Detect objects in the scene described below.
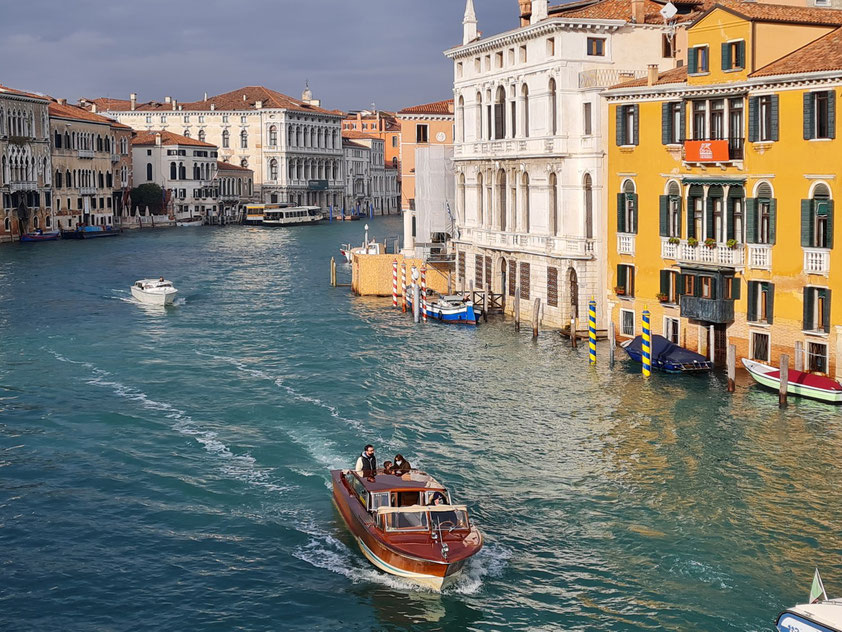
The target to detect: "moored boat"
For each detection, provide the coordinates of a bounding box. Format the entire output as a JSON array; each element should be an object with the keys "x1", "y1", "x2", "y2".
[
  {"x1": 340, "y1": 240, "x2": 381, "y2": 263},
  {"x1": 60, "y1": 225, "x2": 119, "y2": 239},
  {"x1": 262, "y1": 206, "x2": 323, "y2": 227},
  {"x1": 742, "y1": 358, "x2": 842, "y2": 403},
  {"x1": 621, "y1": 334, "x2": 712, "y2": 372},
  {"x1": 776, "y1": 569, "x2": 842, "y2": 632},
  {"x1": 331, "y1": 468, "x2": 482, "y2": 591},
  {"x1": 130, "y1": 278, "x2": 178, "y2": 306},
  {"x1": 20, "y1": 230, "x2": 60, "y2": 242},
  {"x1": 176, "y1": 217, "x2": 204, "y2": 227},
  {"x1": 405, "y1": 292, "x2": 481, "y2": 325}
]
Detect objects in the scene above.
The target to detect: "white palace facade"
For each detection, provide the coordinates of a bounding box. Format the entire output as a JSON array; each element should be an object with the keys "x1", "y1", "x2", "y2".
[{"x1": 446, "y1": 0, "x2": 685, "y2": 327}]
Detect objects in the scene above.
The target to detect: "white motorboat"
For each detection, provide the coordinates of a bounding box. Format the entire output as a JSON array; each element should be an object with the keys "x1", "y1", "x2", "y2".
[
  {"x1": 340, "y1": 240, "x2": 381, "y2": 263},
  {"x1": 777, "y1": 570, "x2": 842, "y2": 632},
  {"x1": 177, "y1": 217, "x2": 204, "y2": 227},
  {"x1": 131, "y1": 278, "x2": 178, "y2": 306}
]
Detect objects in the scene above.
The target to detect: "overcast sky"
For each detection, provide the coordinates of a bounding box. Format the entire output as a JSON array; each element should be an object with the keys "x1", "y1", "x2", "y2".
[{"x1": 0, "y1": 0, "x2": 517, "y2": 112}]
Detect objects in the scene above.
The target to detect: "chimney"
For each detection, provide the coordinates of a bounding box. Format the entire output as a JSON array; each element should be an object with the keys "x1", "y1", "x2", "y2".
[
  {"x1": 155, "y1": 133, "x2": 162, "y2": 146},
  {"x1": 631, "y1": 0, "x2": 645, "y2": 23},
  {"x1": 204, "y1": 92, "x2": 208, "y2": 102},
  {"x1": 243, "y1": 94, "x2": 247, "y2": 102},
  {"x1": 165, "y1": 96, "x2": 172, "y2": 104},
  {"x1": 172, "y1": 99, "x2": 178, "y2": 111},
  {"x1": 57, "y1": 98, "x2": 67, "y2": 106},
  {"x1": 531, "y1": 0, "x2": 548, "y2": 23},
  {"x1": 647, "y1": 64, "x2": 659, "y2": 86},
  {"x1": 255, "y1": 100, "x2": 263, "y2": 109},
  {"x1": 210, "y1": 104, "x2": 216, "y2": 111},
  {"x1": 519, "y1": 0, "x2": 532, "y2": 26},
  {"x1": 130, "y1": 92, "x2": 137, "y2": 111},
  {"x1": 447, "y1": 101, "x2": 455, "y2": 114},
  {"x1": 91, "y1": 103, "x2": 97, "y2": 113}
]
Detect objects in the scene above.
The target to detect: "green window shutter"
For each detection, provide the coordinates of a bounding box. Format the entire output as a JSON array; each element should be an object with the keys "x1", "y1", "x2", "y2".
[
  {"x1": 824, "y1": 288, "x2": 832, "y2": 333},
  {"x1": 659, "y1": 195, "x2": 669, "y2": 236},
  {"x1": 804, "y1": 92, "x2": 815, "y2": 140},
  {"x1": 766, "y1": 283, "x2": 774, "y2": 325},
  {"x1": 726, "y1": 197, "x2": 735, "y2": 241},
  {"x1": 745, "y1": 198, "x2": 757, "y2": 243},
  {"x1": 748, "y1": 97, "x2": 759, "y2": 143},
  {"x1": 694, "y1": 275, "x2": 702, "y2": 297},
  {"x1": 679, "y1": 102, "x2": 686, "y2": 141},
  {"x1": 721, "y1": 42, "x2": 731, "y2": 71},
  {"x1": 828, "y1": 90, "x2": 836, "y2": 140},
  {"x1": 826, "y1": 199, "x2": 835, "y2": 248},
  {"x1": 660, "y1": 270, "x2": 670, "y2": 295},
  {"x1": 747, "y1": 282, "x2": 757, "y2": 322},
  {"x1": 632, "y1": 104, "x2": 640, "y2": 146},
  {"x1": 769, "y1": 198, "x2": 777, "y2": 244},
  {"x1": 617, "y1": 264, "x2": 626, "y2": 288},
  {"x1": 737, "y1": 41, "x2": 746, "y2": 69},
  {"x1": 804, "y1": 287, "x2": 814, "y2": 331},
  {"x1": 661, "y1": 103, "x2": 671, "y2": 145},
  {"x1": 676, "y1": 196, "x2": 683, "y2": 236},
  {"x1": 615, "y1": 106, "x2": 625, "y2": 146},
  {"x1": 705, "y1": 196, "x2": 715, "y2": 240},
  {"x1": 801, "y1": 199, "x2": 814, "y2": 247},
  {"x1": 617, "y1": 192, "x2": 626, "y2": 233},
  {"x1": 770, "y1": 95, "x2": 780, "y2": 141},
  {"x1": 629, "y1": 193, "x2": 638, "y2": 233},
  {"x1": 688, "y1": 47, "x2": 698, "y2": 74},
  {"x1": 731, "y1": 276, "x2": 741, "y2": 301},
  {"x1": 687, "y1": 199, "x2": 696, "y2": 239}
]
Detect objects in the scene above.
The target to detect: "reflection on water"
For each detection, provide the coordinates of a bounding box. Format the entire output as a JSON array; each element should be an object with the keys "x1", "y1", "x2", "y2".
[{"x1": 0, "y1": 220, "x2": 840, "y2": 631}]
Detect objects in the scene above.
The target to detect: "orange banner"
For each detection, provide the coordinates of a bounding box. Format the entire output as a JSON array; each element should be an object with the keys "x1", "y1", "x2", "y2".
[{"x1": 684, "y1": 140, "x2": 729, "y2": 162}]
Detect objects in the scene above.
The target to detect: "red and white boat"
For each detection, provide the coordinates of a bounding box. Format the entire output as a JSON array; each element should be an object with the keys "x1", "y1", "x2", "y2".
[
  {"x1": 331, "y1": 468, "x2": 483, "y2": 591},
  {"x1": 741, "y1": 358, "x2": 842, "y2": 403}
]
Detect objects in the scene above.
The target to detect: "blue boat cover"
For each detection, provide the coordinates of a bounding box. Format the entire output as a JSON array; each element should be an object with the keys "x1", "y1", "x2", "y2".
[{"x1": 625, "y1": 334, "x2": 710, "y2": 368}]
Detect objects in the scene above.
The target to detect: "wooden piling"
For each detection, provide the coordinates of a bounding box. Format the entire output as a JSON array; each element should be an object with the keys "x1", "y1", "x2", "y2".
[
  {"x1": 727, "y1": 343, "x2": 736, "y2": 393},
  {"x1": 794, "y1": 341, "x2": 803, "y2": 372},
  {"x1": 608, "y1": 321, "x2": 615, "y2": 367},
  {"x1": 483, "y1": 284, "x2": 489, "y2": 323},
  {"x1": 779, "y1": 353, "x2": 789, "y2": 408},
  {"x1": 514, "y1": 281, "x2": 521, "y2": 331},
  {"x1": 709, "y1": 324, "x2": 715, "y2": 364},
  {"x1": 330, "y1": 257, "x2": 336, "y2": 287},
  {"x1": 571, "y1": 316, "x2": 577, "y2": 348},
  {"x1": 532, "y1": 298, "x2": 540, "y2": 338}
]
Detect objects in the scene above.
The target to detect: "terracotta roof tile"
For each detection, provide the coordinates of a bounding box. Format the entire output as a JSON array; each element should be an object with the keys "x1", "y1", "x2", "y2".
[
  {"x1": 712, "y1": 0, "x2": 842, "y2": 26},
  {"x1": 341, "y1": 130, "x2": 384, "y2": 140},
  {"x1": 131, "y1": 130, "x2": 216, "y2": 148},
  {"x1": 0, "y1": 83, "x2": 49, "y2": 101},
  {"x1": 611, "y1": 65, "x2": 688, "y2": 88},
  {"x1": 216, "y1": 160, "x2": 252, "y2": 172},
  {"x1": 550, "y1": 0, "x2": 697, "y2": 24},
  {"x1": 398, "y1": 99, "x2": 454, "y2": 115},
  {"x1": 751, "y1": 26, "x2": 842, "y2": 77},
  {"x1": 49, "y1": 101, "x2": 124, "y2": 126}
]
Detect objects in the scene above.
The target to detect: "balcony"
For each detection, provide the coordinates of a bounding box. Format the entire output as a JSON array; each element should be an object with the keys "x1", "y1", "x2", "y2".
[
  {"x1": 111, "y1": 153, "x2": 120, "y2": 163},
  {"x1": 617, "y1": 233, "x2": 635, "y2": 256},
  {"x1": 661, "y1": 238, "x2": 745, "y2": 267},
  {"x1": 680, "y1": 295, "x2": 735, "y2": 324},
  {"x1": 458, "y1": 227, "x2": 595, "y2": 259},
  {"x1": 77, "y1": 149, "x2": 95, "y2": 159},
  {"x1": 803, "y1": 248, "x2": 830, "y2": 275},
  {"x1": 683, "y1": 137, "x2": 743, "y2": 163},
  {"x1": 747, "y1": 244, "x2": 772, "y2": 270},
  {"x1": 80, "y1": 186, "x2": 97, "y2": 195},
  {"x1": 8, "y1": 180, "x2": 37, "y2": 192}
]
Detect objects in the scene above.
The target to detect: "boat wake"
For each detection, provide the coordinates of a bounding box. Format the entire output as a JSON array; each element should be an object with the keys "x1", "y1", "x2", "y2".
[{"x1": 47, "y1": 350, "x2": 289, "y2": 494}]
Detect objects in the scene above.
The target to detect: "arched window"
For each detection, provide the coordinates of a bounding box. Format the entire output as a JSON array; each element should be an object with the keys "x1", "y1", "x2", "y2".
[
  {"x1": 494, "y1": 86, "x2": 506, "y2": 140},
  {"x1": 170, "y1": 162, "x2": 177, "y2": 179},
  {"x1": 268, "y1": 125, "x2": 277, "y2": 146},
  {"x1": 222, "y1": 130, "x2": 229, "y2": 148},
  {"x1": 475, "y1": 92, "x2": 483, "y2": 140},
  {"x1": 179, "y1": 163, "x2": 186, "y2": 180},
  {"x1": 549, "y1": 172, "x2": 558, "y2": 236},
  {"x1": 585, "y1": 175, "x2": 594, "y2": 239},
  {"x1": 477, "y1": 171, "x2": 484, "y2": 226},
  {"x1": 807, "y1": 183, "x2": 833, "y2": 248},
  {"x1": 240, "y1": 130, "x2": 248, "y2": 149},
  {"x1": 521, "y1": 172, "x2": 530, "y2": 232},
  {"x1": 193, "y1": 164, "x2": 200, "y2": 180},
  {"x1": 497, "y1": 169, "x2": 507, "y2": 231},
  {"x1": 198, "y1": 130, "x2": 206, "y2": 143},
  {"x1": 183, "y1": 130, "x2": 191, "y2": 138},
  {"x1": 269, "y1": 158, "x2": 278, "y2": 180},
  {"x1": 240, "y1": 158, "x2": 248, "y2": 168},
  {"x1": 4, "y1": 217, "x2": 10, "y2": 231},
  {"x1": 620, "y1": 179, "x2": 637, "y2": 234},
  {"x1": 457, "y1": 95, "x2": 465, "y2": 142},
  {"x1": 521, "y1": 84, "x2": 530, "y2": 138},
  {"x1": 548, "y1": 78, "x2": 557, "y2": 135},
  {"x1": 147, "y1": 163, "x2": 153, "y2": 181},
  {"x1": 55, "y1": 170, "x2": 62, "y2": 188}
]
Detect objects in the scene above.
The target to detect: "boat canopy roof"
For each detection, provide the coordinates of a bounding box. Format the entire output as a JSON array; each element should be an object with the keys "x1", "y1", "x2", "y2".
[
  {"x1": 626, "y1": 334, "x2": 709, "y2": 365},
  {"x1": 347, "y1": 469, "x2": 446, "y2": 493}
]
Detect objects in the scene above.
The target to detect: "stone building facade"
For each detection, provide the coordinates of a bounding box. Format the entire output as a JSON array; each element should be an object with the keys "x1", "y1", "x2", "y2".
[{"x1": 216, "y1": 161, "x2": 255, "y2": 224}]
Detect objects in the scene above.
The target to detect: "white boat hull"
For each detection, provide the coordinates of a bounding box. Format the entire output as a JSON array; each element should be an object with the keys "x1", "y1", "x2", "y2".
[
  {"x1": 131, "y1": 286, "x2": 178, "y2": 306},
  {"x1": 741, "y1": 358, "x2": 842, "y2": 403}
]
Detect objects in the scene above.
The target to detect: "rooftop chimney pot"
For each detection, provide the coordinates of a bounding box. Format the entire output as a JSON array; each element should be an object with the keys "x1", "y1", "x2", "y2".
[
  {"x1": 165, "y1": 96, "x2": 172, "y2": 104},
  {"x1": 647, "y1": 63, "x2": 659, "y2": 86},
  {"x1": 130, "y1": 92, "x2": 137, "y2": 111}
]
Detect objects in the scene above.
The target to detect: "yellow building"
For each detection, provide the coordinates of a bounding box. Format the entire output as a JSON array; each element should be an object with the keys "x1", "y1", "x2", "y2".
[{"x1": 605, "y1": 1, "x2": 842, "y2": 377}]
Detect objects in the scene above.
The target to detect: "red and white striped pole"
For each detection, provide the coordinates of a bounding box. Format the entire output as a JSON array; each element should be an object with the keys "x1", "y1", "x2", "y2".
[
  {"x1": 392, "y1": 259, "x2": 398, "y2": 308},
  {"x1": 421, "y1": 265, "x2": 428, "y2": 323},
  {"x1": 401, "y1": 262, "x2": 407, "y2": 313}
]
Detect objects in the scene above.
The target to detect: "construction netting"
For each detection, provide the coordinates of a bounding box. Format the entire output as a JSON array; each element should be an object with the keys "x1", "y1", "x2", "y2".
[{"x1": 414, "y1": 145, "x2": 455, "y2": 246}]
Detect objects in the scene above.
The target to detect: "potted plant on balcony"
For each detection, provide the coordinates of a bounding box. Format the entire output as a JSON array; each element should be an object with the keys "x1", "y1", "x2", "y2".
[
  {"x1": 667, "y1": 236, "x2": 680, "y2": 245},
  {"x1": 656, "y1": 292, "x2": 669, "y2": 303},
  {"x1": 687, "y1": 237, "x2": 699, "y2": 247},
  {"x1": 725, "y1": 238, "x2": 739, "y2": 249},
  {"x1": 704, "y1": 237, "x2": 717, "y2": 249},
  {"x1": 614, "y1": 286, "x2": 626, "y2": 296}
]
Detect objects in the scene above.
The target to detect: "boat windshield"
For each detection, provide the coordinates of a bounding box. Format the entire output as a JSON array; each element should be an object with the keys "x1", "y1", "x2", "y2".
[
  {"x1": 379, "y1": 509, "x2": 429, "y2": 533},
  {"x1": 429, "y1": 507, "x2": 469, "y2": 531}
]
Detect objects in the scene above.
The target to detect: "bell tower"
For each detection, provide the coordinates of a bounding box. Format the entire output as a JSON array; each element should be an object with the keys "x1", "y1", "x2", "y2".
[{"x1": 463, "y1": 0, "x2": 478, "y2": 45}]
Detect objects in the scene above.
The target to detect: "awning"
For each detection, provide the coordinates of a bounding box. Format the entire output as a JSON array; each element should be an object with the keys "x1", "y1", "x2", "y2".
[{"x1": 681, "y1": 177, "x2": 746, "y2": 186}]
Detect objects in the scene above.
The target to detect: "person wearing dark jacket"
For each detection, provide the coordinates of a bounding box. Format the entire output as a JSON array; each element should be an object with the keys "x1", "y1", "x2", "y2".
[
  {"x1": 355, "y1": 445, "x2": 376, "y2": 475},
  {"x1": 393, "y1": 454, "x2": 411, "y2": 474}
]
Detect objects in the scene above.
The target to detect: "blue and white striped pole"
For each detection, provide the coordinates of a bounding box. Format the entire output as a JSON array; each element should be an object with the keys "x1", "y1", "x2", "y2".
[
  {"x1": 588, "y1": 299, "x2": 597, "y2": 365},
  {"x1": 642, "y1": 308, "x2": 651, "y2": 377}
]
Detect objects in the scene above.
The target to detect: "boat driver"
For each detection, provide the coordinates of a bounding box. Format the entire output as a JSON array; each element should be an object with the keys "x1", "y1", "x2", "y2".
[{"x1": 355, "y1": 444, "x2": 376, "y2": 476}]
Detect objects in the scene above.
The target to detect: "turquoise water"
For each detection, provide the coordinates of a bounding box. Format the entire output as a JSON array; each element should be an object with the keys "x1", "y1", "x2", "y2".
[{"x1": 1, "y1": 217, "x2": 840, "y2": 631}]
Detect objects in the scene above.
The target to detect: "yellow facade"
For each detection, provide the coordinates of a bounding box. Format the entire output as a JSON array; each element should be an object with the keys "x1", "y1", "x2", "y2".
[{"x1": 606, "y1": 6, "x2": 842, "y2": 378}]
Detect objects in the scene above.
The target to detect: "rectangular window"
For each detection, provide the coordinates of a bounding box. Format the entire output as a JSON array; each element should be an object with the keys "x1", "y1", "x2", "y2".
[
  {"x1": 587, "y1": 38, "x2": 605, "y2": 57},
  {"x1": 664, "y1": 317, "x2": 680, "y2": 344},
  {"x1": 474, "y1": 58, "x2": 481, "y2": 72},
  {"x1": 748, "y1": 281, "x2": 774, "y2": 323},
  {"x1": 624, "y1": 106, "x2": 635, "y2": 145},
  {"x1": 620, "y1": 309, "x2": 635, "y2": 337},
  {"x1": 416, "y1": 124, "x2": 429, "y2": 143},
  {"x1": 519, "y1": 262, "x2": 530, "y2": 300},
  {"x1": 583, "y1": 103, "x2": 593, "y2": 136},
  {"x1": 457, "y1": 62, "x2": 463, "y2": 78},
  {"x1": 617, "y1": 264, "x2": 635, "y2": 297},
  {"x1": 816, "y1": 91, "x2": 830, "y2": 139},
  {"x1": 660, "y1": 269, "x2": 680, "y2": 303},
  {"x1": 722, "y1": 40, "x2": 745, "y2": 71},
  {"x1": 710, "y1": 99, "x2": 725, "y2": 140},
  {"x1": 669, "y1": 102, "x2": 682, "y2": 143},
  {"x1": 692, "y1": 101, "x2": 707, "y2": 140},
  {"x1": 804, "y1": 286, "x2": 831, "y2": 333},
  {"x1": 547, "y1": 38, "x2": 556, "y2": 56},
  {"x1": 683, "y1": 274, "x2": 695, "y2": 296},
  {"x1": 751, "y1": 332, "x2": 770, "y2": 362},
  {"x1": 495, "y1": 52, "x2": 503, "y2": 68},
  {"x1": 700, "y1": 276, "x2": 714, "y2": 299},
  {"x1": 616, "y1": 104, "x2": 638, "y2": 146},
  {"x1": 519, "y1": 45, "x2": 527, "y2": 63},
  {"x1": 662, "y1": 34, "x2": 674, "y2": 58},
  {"x1": 808, "y1": 342, "x2": 828, "y2": 373},
  {"x1": 696, "y1": 46, "x2": 709, "y2": 73}
]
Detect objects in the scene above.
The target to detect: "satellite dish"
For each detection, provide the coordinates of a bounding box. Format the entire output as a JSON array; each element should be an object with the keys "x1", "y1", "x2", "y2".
[{"x1": 660, "y1": 2, "x2": 678, "y2": 19}]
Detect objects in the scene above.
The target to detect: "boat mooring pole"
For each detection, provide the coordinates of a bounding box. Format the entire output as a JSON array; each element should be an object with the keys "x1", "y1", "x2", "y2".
[
  {"x1": 514, "y1": 280, "x2": 521, "y2": 331},
  {"x1": 571, "y1": 316, "x2": 577, "y2": 349},
  {"x1": 330, "y1": 257, "x2": 336, "y2": 287},
  {"x1": 401, "y1": 262, "x2": 407, "y2": 313},
  {"x1": 779, "y1": 353, "x2": 789, "y2": 408},
  {"x1": 364, "y1": 223, "x2": 369, "y2": 249},
  {"x1": 795, "y1": 341, "x2": 804, "y2": 371},
  {"x1": 413, "y1": 283, "x2": 420, "y2": 323},
  {"x1": 608, "y1": 320, "x2": 615, "y2": 368},
  {"x1": 727, "y1": 343, "x2": 736, "y2": 393},
  {"x1": 392, "y1": 259, "x2": 398, "y2": 308},
  {"x1": 483, "y1": 284, "x2": 488, "y2": 323},
  {"x1": 532, "y1": 298, "x2": 540, "y2": 339},
  {"x1": 642, "y1": 309, "x2": 651, "y2": 377},
  {"x1": 588, "y1": 299, "x2": 597, "y2": 365},
  {"x1": 420, "y1": 265, "x2": 428, "y2": 323}
]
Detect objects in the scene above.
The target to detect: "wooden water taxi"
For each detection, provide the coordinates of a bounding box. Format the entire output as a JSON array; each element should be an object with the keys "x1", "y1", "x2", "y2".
[{"x1": 331, "y1": 468, "x2": 482, "y2": 591}]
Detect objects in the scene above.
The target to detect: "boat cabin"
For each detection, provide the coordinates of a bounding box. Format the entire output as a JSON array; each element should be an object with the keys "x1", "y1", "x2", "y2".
[{"x1": 135, "y1": 279, "x2": 173, "y2": 290}]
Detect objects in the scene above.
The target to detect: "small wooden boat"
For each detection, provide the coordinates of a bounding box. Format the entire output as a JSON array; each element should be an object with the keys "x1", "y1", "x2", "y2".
[
  {"x1": 621, "y1": 334, "x2": 712, "y2": 372},
  {"x1": 176, "y1": 217, "x2": 204, "y2": 227},
  {"x1": 742, "y1": 358, "x2": 842, "y2": 403},
  {"x1": 60, "y1": 225, "x2": 119, "y2": 239},
  {"x1": 405, "y1": 292, "x2": 481, "y2": 325},
  {"x1": 20, "y1": 230, "x2": 60, "y2": 242},
  {"x1": 331, "y1": 468, "x2": 482, "y2": 591}
]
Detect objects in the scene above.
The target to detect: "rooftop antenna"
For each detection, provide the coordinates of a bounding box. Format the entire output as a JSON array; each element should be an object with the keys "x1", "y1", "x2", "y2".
[{"x1": 660, "y1": 2, "x2": 678, "y2": 61}]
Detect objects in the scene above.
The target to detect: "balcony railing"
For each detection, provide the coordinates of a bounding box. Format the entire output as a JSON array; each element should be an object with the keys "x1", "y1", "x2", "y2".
[
  {"x1": 661, "y1": 238, "x2": 745, "y2": 266},
  {"x1": 578, "y1": 68, "x2": 647, "y2": 89},
  {"x1": 803, "y1": 248, "x2": 830, "y2": 275},
  {"x1": 80, "y1": 186, "x2": 97, "y2": 195},
  {"x1": 110, "y1": 153, "x2": 120, "y2": 163},
  {"x1": 8, "y1": 180, "x2": 37, "y2": 192},
  {"x1": 747, "y1": 244, "x2": 772, "y2": 270},
  {"x1": 617, "y1": 233, "x2": 635, "y2": 255},
  {"x1": 458, "y1": 227, "x2": 595, "y2": 258},
  {"x1": 680, "y1": 295, "x2": 735, "y2": 324},
  {"x1": 77, "y1": 149, "x2": 95, "y2": 159}
]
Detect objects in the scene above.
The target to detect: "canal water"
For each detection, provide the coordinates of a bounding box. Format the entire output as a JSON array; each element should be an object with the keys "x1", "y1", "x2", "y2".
[{"x1": 1, "y1": 217, "x2": 840, "y2": 631}]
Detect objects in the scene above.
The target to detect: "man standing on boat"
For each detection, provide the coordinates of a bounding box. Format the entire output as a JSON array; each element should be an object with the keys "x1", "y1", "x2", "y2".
[{"x1": 355, "y1": 445, "x2": 376, "y2": 476}]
